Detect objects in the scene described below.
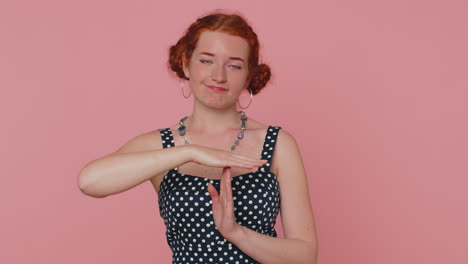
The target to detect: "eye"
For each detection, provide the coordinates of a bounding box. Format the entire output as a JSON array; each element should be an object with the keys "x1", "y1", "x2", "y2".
[
  {"x1": 200, "y1": 59, "x2": 212, "y2": 64},
  {"x1": 230, "y1": 65, "x2": 242, "y2": 70}
]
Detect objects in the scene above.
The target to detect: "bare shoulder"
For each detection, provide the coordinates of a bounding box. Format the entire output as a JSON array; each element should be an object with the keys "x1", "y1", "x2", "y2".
[
  {"x1": 276, "y1": 127, "x2": 299, "y2": 152},
  {"x1": 272, "y1": 127, "x2": 302, "y2": 175},
  {"x1": 244, "y1": 119, "x2": 290, "y2": 175}
]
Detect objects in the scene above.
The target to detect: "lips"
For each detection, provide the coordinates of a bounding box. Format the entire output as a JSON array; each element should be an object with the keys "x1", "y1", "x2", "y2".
[{"x1": 207, "y1": 85, "x2": 227, "y2": 91}]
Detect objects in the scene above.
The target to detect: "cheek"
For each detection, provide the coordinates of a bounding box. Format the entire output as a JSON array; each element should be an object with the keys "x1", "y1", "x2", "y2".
[
  {"x1": 190, "y1": 66, "x2": 210, "y2": 80},
  {"x1": 232, "y1": 72, "x2": 249, "y2": 85}
]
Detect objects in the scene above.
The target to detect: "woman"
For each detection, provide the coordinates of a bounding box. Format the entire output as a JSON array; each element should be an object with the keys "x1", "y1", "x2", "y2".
[{"x1": 78, "y1": 11, "x2": 318, "y2": 264}]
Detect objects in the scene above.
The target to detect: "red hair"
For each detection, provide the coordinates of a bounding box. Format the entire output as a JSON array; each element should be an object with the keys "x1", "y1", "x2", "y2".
[{"x1": 168, "y1": 11, "x2": 271, "y2": 95}]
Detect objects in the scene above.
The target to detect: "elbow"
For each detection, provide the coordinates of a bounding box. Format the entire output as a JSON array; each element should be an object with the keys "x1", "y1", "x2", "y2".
[{"x1": 77, "y1": 169, "x2": 107, "y2": 199}]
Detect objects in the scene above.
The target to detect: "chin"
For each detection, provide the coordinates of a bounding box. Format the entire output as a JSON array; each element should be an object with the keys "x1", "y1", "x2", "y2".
[{"x1": 198, "y1": 97, "x2": 236, "y2": 110}]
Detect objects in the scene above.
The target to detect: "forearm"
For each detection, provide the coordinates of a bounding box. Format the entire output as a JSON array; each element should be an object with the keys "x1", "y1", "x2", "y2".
[
  {"x1": 229, "y1": 225, "x2": 318, "y2": 264},
  {"x1": 78, "y1": 145, "x2": 190, "y2": 198}
]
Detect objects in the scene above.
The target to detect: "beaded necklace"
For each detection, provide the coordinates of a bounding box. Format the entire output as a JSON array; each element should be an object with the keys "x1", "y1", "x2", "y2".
[{"x1": 177, "y1": 110, "x2": 248, "y2": 151}]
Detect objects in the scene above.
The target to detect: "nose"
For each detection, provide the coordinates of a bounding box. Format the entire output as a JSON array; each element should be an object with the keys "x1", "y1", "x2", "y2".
[{"x1": 210, "y1": 64, "x2": 227, "y2": 83}]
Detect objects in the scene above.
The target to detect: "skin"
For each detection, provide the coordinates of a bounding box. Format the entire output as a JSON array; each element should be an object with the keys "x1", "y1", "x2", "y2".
[
  {"x1": 79, "y1": 28, "x2": 317, "y2": 263},
  {"x1": 181, "y1": 29, "x2": 255, "y2": 239},
  {"x1": 176, "y1": 30, "x2": 318, "y2": 262},
  {"x1": 181, "y1": 30, "x2": 252, "y2": 133}
]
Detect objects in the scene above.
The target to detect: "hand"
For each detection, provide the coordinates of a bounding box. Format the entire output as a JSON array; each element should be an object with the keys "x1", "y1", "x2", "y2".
[
  {"x1": 188, "y1": 144, "x2": 267, "y2": 169},
  {"x1": 207, "y1": 166, "x2": 243, "y2": 241}
]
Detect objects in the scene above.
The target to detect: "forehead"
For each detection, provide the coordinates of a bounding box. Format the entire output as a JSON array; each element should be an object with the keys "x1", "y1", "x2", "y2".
[{"x1": 193, "y1": 30, "x2": 249, "y2": 59}]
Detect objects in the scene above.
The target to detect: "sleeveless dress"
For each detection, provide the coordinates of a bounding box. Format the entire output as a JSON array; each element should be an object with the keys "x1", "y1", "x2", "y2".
[{"x1": 157, "y1": 125, "x2": 282, "y2": 264}]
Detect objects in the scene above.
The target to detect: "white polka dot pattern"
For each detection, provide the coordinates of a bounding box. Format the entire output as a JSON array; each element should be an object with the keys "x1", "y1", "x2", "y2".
[{"x1": 157, "y1": 126, "x2": 282, "y2": 264}]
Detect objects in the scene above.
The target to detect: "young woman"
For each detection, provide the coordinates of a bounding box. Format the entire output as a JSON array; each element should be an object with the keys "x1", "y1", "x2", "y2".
[{"x1": 78, "y1": 11, "x2": 318, "y2": 264}]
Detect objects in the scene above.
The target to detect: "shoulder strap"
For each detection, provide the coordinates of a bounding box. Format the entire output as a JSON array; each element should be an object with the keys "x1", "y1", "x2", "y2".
[
  {"x1": 158, "y1": 126, "x2": 282, "y2": 172},
  {"x1": 259, "y1": 125, "x2": 282, "y2": 171},
  {"x1": 158, "y1": 128, "x2": 175, "y2": 148},
  {"x1": 158, "y1": 128, "x2": 179, "y2": 174}
]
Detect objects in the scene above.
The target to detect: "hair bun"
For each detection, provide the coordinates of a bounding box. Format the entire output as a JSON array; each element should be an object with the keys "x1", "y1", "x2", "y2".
[
  {"x1": 168, "y1": 12, "x2": 273, "y2": 94},
  {"x1": 249, "y1": 63, "x2": 271, "y2": 95}
]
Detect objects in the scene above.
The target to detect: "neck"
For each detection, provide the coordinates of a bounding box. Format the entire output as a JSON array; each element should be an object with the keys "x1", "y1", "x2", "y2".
[{"x1": 185, "y1": 103, "x2": 243, "y2": 134}]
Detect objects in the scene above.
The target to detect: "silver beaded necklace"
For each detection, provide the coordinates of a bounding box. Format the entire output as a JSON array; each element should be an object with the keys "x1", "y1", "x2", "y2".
[{"x1": 177, "y1": 110, "x2": 248, "y2": 151}]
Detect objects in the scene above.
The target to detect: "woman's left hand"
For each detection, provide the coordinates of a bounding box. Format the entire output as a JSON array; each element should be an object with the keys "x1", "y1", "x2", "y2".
[{"x1": 207, "y1": 166, "x2": 242, "y2": 241}]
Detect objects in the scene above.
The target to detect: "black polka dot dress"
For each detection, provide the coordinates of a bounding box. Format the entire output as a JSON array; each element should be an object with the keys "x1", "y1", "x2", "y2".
[{"x1": 157, "y1": 125, "x2": 282, "y2": 264}]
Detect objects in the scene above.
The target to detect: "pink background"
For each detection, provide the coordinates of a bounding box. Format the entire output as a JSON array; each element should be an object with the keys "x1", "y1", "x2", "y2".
[{"x1": 1, "y1": 0, "x2": 467, "y2": 263}]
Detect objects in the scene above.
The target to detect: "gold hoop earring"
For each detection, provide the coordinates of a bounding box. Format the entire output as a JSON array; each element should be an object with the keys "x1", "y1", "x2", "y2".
[
  {"x1": 181, "y1": 78, "x2": 191, "y2": 98},
  {"x1": 237, "y1": 87, "x2": 253, "y2": 109}
]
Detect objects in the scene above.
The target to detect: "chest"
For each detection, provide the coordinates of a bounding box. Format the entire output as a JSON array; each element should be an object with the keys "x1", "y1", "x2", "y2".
[{"x1": 151, "y1": 125, "x2": 281, "y2": 195}]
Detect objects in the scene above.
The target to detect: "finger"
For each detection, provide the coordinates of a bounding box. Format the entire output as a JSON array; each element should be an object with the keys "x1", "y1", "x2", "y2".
[
  {"x1": 222, "y1": 167, "x2": 230, "y2": 189},
  {"x1": 225, "y1": 168, "x2": 233, "y2": 198},
  {"x1": 230, "y1": 153, "x2": 268, "y2": 162},
  {"x1": 224, "y1": 166, "x2": 231, "y2": 190},
  {"x1": 207, "y1": 183, "x2": 219, "y2": 203},
  {"x1": 229, "y1": 155, "x2": 268, "y2": 165},
  {"x1": 223, "y1": 167, "x2": 233, "y2": 210},
  {"x1": 221, "y1": 167, "x2": 230, "y2": 206},
  {"x1": 219, "y1": 171, "x2": 224, "y2": 199},
  {"x1": 225, "y1": 158, "x2": 267, "y2": 169},
  {"x1": 208, "y1": 183, "x2": 221, "y2": 218},
  {"x1": 224, "y1": 169, "x2": 236, "y2": 224}
]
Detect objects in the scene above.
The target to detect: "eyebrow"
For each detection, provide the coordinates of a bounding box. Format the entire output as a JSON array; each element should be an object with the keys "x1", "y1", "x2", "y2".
[{"x1": 198, "y1": 52, "x2": 245, "y2": 63}]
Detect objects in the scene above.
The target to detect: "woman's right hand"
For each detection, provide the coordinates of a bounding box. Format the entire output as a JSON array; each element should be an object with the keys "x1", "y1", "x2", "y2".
[{"x1": 187, "y1": 144, "x2": 268, "y2": 169}]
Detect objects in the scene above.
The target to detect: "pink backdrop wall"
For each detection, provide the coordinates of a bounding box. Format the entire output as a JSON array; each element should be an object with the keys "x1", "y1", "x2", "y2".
[{"x1": 1, "y1": 0, "x2": 467, "y2": 263}]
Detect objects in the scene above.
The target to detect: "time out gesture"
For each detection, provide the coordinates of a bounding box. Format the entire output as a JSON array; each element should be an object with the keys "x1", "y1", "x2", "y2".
[{"x1": 189, "y1": 145, "x2": 267, "y2": 240}]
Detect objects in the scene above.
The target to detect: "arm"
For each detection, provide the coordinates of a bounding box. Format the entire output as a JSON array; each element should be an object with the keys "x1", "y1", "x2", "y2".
[
  {"x1": 228, "y1": 129, "x2": 319, "y2": 264},
  {"x1": 77, "y1": 131, "x2": 191, "y2": 198}
]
